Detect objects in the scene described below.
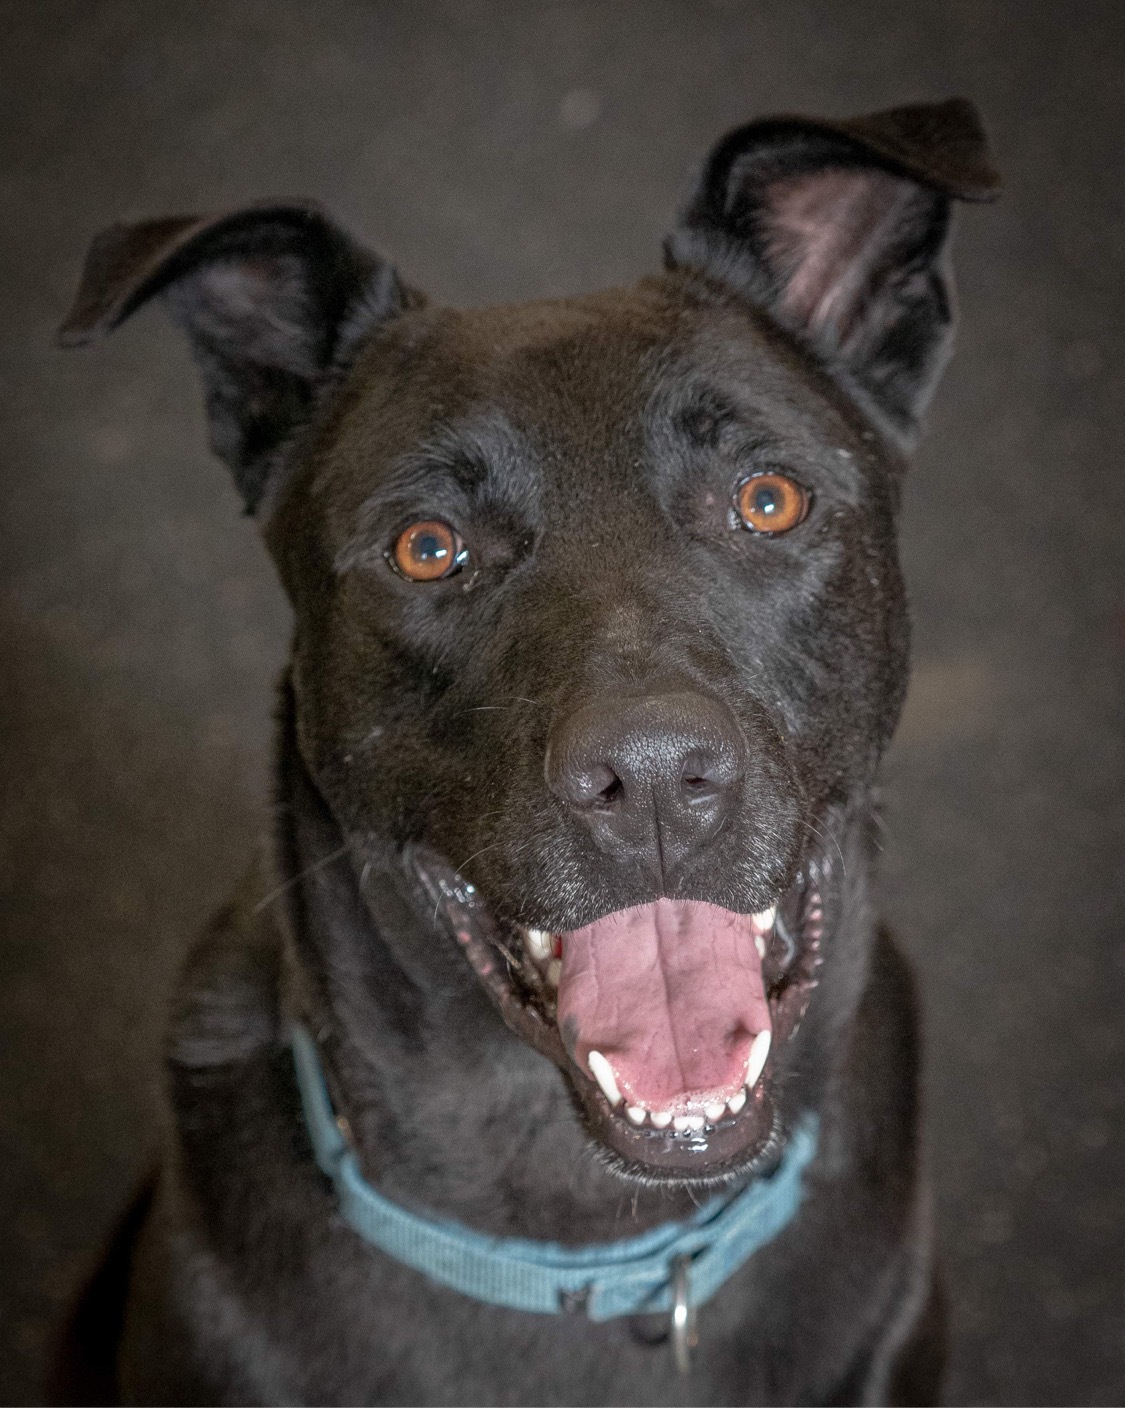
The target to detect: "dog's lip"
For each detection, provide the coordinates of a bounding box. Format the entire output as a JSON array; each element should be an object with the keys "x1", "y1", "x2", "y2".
[{"x1": 406, "y1": 845, "x2": 826, "y2": 1182}]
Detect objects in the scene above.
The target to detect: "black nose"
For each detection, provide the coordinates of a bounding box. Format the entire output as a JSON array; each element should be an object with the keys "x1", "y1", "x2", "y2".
[{"x1": 545, "y1": 691, "x2": 746, "y2": 883}]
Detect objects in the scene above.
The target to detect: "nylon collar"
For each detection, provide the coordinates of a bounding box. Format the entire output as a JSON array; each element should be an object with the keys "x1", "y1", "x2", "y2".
[{"x1": 291, "y1": 1023, "x2": 817, "y2": 1325}]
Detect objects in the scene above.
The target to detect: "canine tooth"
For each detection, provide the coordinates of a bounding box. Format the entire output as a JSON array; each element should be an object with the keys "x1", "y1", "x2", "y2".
[
  {"x1": 673, "y1": 1114, "x2": 706, "y2": 1132},
  {"x1": 754, "y1": 932, "x2": 766, "y2": 960},
  {"x1": 526, "y1": 927, "x2": 552, "y2": 962},
  {"x1": 587, "y1": 1050, "x2": 622, "y2": 1107},
  {"x1": 546, "y1": 959, "x2": 562, "y2": 988},
  {"x1": 753, "y1": 903, "x2": 777, "y2": 929},
  {"x1": 746, "y1": 1030, "x2": 771, "y2": 1088},
  {"x1": 650, "y1": 1110, "x2": 673, "y2": 1128},
  {"x1": 727, "y1": 1088, "x2": 747, "y2": 1115},
  {"x1": 626, "y1": 1105, "x2": 647, "y2": 1125},
  {"x1": 704, "y1": 1101, "x2": 726, "y2": 1122}
]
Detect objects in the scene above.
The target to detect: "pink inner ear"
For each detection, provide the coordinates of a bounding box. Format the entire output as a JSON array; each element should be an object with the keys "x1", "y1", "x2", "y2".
[
  {"x1": 763, "y1": 166, "x2": 916, "y2": 342},
  {"x1": 192, "y1": 254, "x2": 314, "y2": 368}
]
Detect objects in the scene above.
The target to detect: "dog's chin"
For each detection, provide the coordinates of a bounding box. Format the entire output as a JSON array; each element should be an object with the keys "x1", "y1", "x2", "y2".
[{"x1": 408, "y1": 845, "x2": 827, "y2": 1187}]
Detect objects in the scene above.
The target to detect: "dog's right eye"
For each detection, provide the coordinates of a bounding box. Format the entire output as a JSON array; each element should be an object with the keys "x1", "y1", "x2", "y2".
[{"x1": 388, "y1": 520, "x2": 467, "y2": 582}]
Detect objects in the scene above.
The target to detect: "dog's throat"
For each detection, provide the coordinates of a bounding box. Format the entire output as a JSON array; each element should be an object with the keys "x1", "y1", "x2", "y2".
[{"x1": 290, "y1": 1017, "x2": 821, "y2": 1341}]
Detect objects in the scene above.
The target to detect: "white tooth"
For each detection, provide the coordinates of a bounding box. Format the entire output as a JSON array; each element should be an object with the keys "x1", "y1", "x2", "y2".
[
  {"x1": 727, "y1": 1088, "x2": 747, "y2": 1115},
  {"x1": 587, "y1": 1050, "x2": 622, "y2": 1107},
  {"x1": 754, "y1": 932, "x2": 766, "y2": 960},
  {"x1": 673, "y1": 1114, "x2": 706, "y2": 1132},
  {"x1": 526, "y1": 927, "x2": 552, "y2": 962},
  {"x1": 626, "y1": 1105, "x2": 647, "y2": 1125},
  {"x1": 546, "y1": 959, "x2": 562, "y2": 988},
  {"x1": 704, "y1": 1102, "x2": 726, "y2": 1122},
  {"x1": 746, "y1": 1030, "x2": 772, "y2": 1088},
  {"x1": 753, "y1": 903, "x2": 777, "y2": 930},
  {"x1": 650, "y1": 1110, "x2": 673, "y2": 1128}
]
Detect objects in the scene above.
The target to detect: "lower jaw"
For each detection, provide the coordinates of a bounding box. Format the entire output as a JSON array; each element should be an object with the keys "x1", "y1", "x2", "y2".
[
  {"x1": 565, "y1": 954, "x2": 820, "y2": 1182},
  {"x1": 409, "y1": 849, "x2": 826, "y2": 1185}
]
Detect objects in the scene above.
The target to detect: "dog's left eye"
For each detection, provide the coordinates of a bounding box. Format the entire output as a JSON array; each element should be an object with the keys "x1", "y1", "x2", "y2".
[
  {"x1": 388, "y1": 520, "x2": 467, "y2": 581},
  {"x1": 734, "y1": 472, "x2": 810, "y2": 535}
]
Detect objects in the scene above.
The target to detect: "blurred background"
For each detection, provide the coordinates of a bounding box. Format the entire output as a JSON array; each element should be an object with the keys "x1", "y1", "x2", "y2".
[{"x1": 1, "y1": 1, "x2": 1122, "y2": 1402}]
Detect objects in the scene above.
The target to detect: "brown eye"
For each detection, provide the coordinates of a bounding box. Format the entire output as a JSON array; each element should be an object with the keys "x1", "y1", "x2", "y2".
[
  {"x1": 390, "y1": 520, "x2": 466, "y2": 581},
  {"x1": 735, "y1": 473, "x2": 810, "y2": 535}
]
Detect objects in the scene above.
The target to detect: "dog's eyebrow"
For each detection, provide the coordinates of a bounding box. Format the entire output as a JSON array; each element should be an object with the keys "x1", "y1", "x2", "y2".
[
  {"x1": 653, "y1": 381, "x2": 869, "y2": 490},
  {"x1": 668, "y1": 387, "x2": 740, "y2": 448},
  {"x1": 651, "y1": 383, "x2": 793, "y2": 466}
]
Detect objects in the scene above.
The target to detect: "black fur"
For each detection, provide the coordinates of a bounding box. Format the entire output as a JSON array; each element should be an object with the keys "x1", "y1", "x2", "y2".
[{"x1": 55, "y1": 101, "x2": 997, "y2": 1405}]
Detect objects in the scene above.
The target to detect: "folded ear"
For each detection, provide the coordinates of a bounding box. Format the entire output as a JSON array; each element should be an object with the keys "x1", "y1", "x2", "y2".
[
  {"x1": 665, "y1": 98, "x2": 1000, "y2": 443},
  {"x1": 59, "y1": 203, "x2": 419, "y2": 511}
]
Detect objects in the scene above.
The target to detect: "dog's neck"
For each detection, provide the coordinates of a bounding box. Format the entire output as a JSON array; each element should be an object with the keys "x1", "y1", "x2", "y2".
[{"x1": 275, "y1": 708, "x2": 868, "y2": 1245}]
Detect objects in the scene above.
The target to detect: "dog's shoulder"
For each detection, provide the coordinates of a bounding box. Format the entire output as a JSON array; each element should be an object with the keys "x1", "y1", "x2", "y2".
[
  {"x1": 166, "y1": 856, "x2": 288, "y2": 1073},
  {"x1": 115, "y1": 870, "x2": 345, "y2": 1404}
]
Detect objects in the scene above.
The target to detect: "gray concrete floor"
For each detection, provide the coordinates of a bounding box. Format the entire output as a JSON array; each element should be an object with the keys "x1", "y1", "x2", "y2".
[{"x1": 2, "y1": 2, "x2": 1123, "y2": 1402}]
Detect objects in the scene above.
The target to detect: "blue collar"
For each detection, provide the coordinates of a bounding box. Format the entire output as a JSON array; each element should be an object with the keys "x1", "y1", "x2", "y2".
[{"x1": 291, "y1": 1023, "x2": 817, "y2": 1329}]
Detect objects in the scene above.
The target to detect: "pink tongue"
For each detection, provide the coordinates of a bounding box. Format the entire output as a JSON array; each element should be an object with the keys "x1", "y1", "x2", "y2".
[{"x1": 556, "y1": 899, "x2": 771, "y2": 1113}]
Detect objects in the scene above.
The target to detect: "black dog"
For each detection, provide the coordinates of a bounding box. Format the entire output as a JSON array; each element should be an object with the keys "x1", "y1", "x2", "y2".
[{"x1": 56, "y1": 100, "x2": 998, "y2": 1406}]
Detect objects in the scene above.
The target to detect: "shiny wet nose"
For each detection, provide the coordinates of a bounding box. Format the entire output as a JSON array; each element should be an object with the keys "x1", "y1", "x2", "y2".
[{"x1": 545, "y1": 691, "x2": 745, "y2": 882}]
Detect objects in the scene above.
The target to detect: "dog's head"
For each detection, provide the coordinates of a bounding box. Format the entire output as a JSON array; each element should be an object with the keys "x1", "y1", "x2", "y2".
[{"x1": 62, "y1": 101, "x2": 997, "y2": 1183}]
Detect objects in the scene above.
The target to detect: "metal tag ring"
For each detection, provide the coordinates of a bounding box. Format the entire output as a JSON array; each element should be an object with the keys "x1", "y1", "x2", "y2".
[{"x1": 670, "y1": 1254, "x2": 698, "y2": 1374}]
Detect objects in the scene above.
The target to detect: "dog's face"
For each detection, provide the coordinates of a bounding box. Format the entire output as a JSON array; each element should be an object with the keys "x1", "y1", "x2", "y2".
[
  {"x1": 62, "y1": 100, "x2": 997, "y2": 1183},
  {"x1": 273, "y1": 285, "x2": 906, "y2": 1176}
]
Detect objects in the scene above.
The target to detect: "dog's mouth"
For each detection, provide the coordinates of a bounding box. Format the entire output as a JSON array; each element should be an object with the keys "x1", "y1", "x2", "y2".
[{"x1": 409, "y1": 849, "x2": 826, "y2": 1184}]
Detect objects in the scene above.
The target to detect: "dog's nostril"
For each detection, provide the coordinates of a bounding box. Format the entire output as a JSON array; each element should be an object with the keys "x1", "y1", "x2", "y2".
[
  {"x1": 597, "y1": 775, "x2": 625, "y2": 808},
  {"x1": 680, "y1": 747, "x2": 736, "y2": 798},
  {"x1": 573, "y1": 763, "x2": 623, "y2": 810}
]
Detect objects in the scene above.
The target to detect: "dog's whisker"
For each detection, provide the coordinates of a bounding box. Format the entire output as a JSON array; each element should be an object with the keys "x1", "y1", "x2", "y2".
[
  {"x1": 452, "y1": 841, "x2": 503, "y2": 874},
  {"x1": 806, "y1": 815, "x2": 846, "y2": 880},
  {"x1": 452, "y1": 697, "x2": 542, "y2": 717},
  {"x1": 252, "y1": 844, "x2": 351, "y2": 913}
]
